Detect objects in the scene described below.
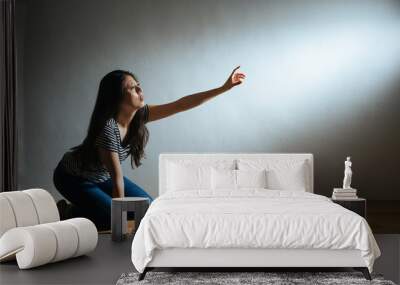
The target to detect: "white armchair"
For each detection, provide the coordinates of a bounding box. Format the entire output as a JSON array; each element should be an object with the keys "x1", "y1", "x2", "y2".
[{"x1": 0, "y1": 189, "x2": 98, "y2": 269}]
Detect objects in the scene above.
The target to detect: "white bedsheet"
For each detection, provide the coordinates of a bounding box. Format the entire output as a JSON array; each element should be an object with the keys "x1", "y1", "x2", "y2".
[{"x1": 131, "y1": 189, "x2": 380, "y2": 273}]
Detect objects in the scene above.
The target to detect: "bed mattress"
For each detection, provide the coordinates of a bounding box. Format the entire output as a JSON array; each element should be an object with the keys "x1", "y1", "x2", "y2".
[{"x1": 131, "y1": 189, "x2": 380, "y2": 273}]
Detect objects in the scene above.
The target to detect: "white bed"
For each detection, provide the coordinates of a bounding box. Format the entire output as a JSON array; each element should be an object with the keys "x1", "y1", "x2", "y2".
[{"x1": 131, "y1": 153, "x2": 380, "y2": 280}]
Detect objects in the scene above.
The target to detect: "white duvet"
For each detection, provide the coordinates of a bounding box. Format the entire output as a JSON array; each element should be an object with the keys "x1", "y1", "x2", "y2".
[{"x1": 131, "y1": 189, "x2": 380, "y2": 273}]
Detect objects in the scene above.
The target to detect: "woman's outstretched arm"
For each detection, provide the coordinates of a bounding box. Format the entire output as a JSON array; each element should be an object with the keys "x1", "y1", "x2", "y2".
[{"x1": 147, "y1": 66, "x2": 246, "y2": 122}]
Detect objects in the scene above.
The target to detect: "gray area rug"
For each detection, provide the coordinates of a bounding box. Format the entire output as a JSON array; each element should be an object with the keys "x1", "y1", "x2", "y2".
[{"x1": 116, "y1": 271, "x2": 396, "y2": 285}]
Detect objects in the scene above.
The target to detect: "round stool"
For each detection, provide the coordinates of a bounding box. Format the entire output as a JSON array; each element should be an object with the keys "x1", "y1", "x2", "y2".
[{"x1": 111, "y1": 197, "x2": 149, "y2": 242}]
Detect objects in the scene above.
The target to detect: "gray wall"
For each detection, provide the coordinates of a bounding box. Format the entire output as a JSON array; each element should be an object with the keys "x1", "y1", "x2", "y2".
[{"x1": 17, "y1": 0, "x2": 400, "y2": 200}]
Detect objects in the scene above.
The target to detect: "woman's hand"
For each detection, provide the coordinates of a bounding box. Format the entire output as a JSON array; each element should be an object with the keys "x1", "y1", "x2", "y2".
[{"x1": 222, "y1": 66, "x2": 246, "y2": 90}]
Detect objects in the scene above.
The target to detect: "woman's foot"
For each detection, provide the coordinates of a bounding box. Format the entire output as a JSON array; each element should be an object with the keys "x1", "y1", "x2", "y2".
[{"x1": 56, "y1": 199, "x2": 73, "y2": 220}]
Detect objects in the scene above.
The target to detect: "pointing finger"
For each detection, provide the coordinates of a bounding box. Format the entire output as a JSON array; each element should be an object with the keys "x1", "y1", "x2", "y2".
[{"x1": 230, "y1": 65, "x2": 241, "y2": 76}]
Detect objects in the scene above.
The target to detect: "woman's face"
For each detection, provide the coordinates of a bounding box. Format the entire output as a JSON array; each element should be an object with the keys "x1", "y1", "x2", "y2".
[{"x1": 122, "y1": 75, "x2": 145, "y2": 109}]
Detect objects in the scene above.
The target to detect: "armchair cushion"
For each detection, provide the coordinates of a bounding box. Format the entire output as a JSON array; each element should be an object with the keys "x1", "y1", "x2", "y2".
[
  {"x1": 0, "y1": 189, "x2": 97, "y2": 269},
  {"x1": 0, "y1": 218, "x2": 97, "y2": 269}
]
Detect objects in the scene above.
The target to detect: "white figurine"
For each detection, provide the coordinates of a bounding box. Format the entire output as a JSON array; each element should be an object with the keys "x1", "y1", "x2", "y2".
[{"x1": 342, "y1": 156, "x2": 353, "y2": 189}]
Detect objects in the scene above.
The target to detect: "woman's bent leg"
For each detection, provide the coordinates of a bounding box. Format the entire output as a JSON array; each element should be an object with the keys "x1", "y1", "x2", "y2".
[
  {"x1": 53, "y1": 164, "x2": 113, "y2": 230},
  {"x1": 123, "y1": 177, "x2": 153, "y2": 202},
  {"x1": 123, "y1": 177, "x2": 153, "y2": 220}
]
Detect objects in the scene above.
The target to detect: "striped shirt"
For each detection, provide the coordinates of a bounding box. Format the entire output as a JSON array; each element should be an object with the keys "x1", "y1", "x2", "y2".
[{"x1": 60, "y1": 104, "x2": 149, "y2": 183}]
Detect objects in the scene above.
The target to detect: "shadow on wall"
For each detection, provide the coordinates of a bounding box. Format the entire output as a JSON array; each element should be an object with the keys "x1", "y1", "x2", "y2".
[
  {"x1": 316, "y1": 77, "x2": 400, "y2": 199},
  {"x1": 256, "y1": 75, "x2": 400, "y2": 199}
]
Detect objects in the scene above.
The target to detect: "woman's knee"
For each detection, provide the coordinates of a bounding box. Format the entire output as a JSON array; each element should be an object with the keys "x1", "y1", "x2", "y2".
[
  {"x1": 53, "y1": 165, "x2": 77, "y2": 202},
  {"x1": 123, "y1": 177, "x2": 153, "y2": 202}
]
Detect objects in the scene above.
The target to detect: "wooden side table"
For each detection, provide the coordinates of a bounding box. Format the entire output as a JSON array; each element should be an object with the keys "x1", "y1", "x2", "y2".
[
  {"x1": 111, "y1": 197, "x2": 150, "y2": 241},
  {"x1": 331, "y1": 198, "x2": 366, "y2": 218}
]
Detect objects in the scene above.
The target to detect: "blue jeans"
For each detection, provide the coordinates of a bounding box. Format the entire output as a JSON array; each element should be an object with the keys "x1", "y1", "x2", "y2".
[{"x1": 53, "y1": 163, "x2": 153, "y2": 230}]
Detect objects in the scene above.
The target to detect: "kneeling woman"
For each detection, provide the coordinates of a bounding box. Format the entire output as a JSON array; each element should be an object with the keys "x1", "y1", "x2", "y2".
[{"x1": 53, "y1": 67, "x2": 246, "y2": 230}]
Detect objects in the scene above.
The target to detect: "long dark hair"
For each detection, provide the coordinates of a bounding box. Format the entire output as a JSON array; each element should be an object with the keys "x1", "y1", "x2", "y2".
[{"x1": 72, "y1": 70, "x2": 149, "y2": 170}]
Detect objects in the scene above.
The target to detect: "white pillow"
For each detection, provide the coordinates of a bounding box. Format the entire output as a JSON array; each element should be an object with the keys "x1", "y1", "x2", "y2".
[
  {"x1": 167, "y1": 162, "x2": 212, "y2": 191},
  {"x1": 266, "y1": 166, "x2": 307, "y2": 191},
  {"x1": 237, "y1": 159, "x2": 309, "y2": 191},
  {"x1": 211, "y1": 168, "x2": 236, "y2": 190},
  {"x1": 211, "y1": 168, "x2": 268, "y2": 190},
  {"x1": 237, "y1": 169, "x2": 267, "y2": 188}
]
